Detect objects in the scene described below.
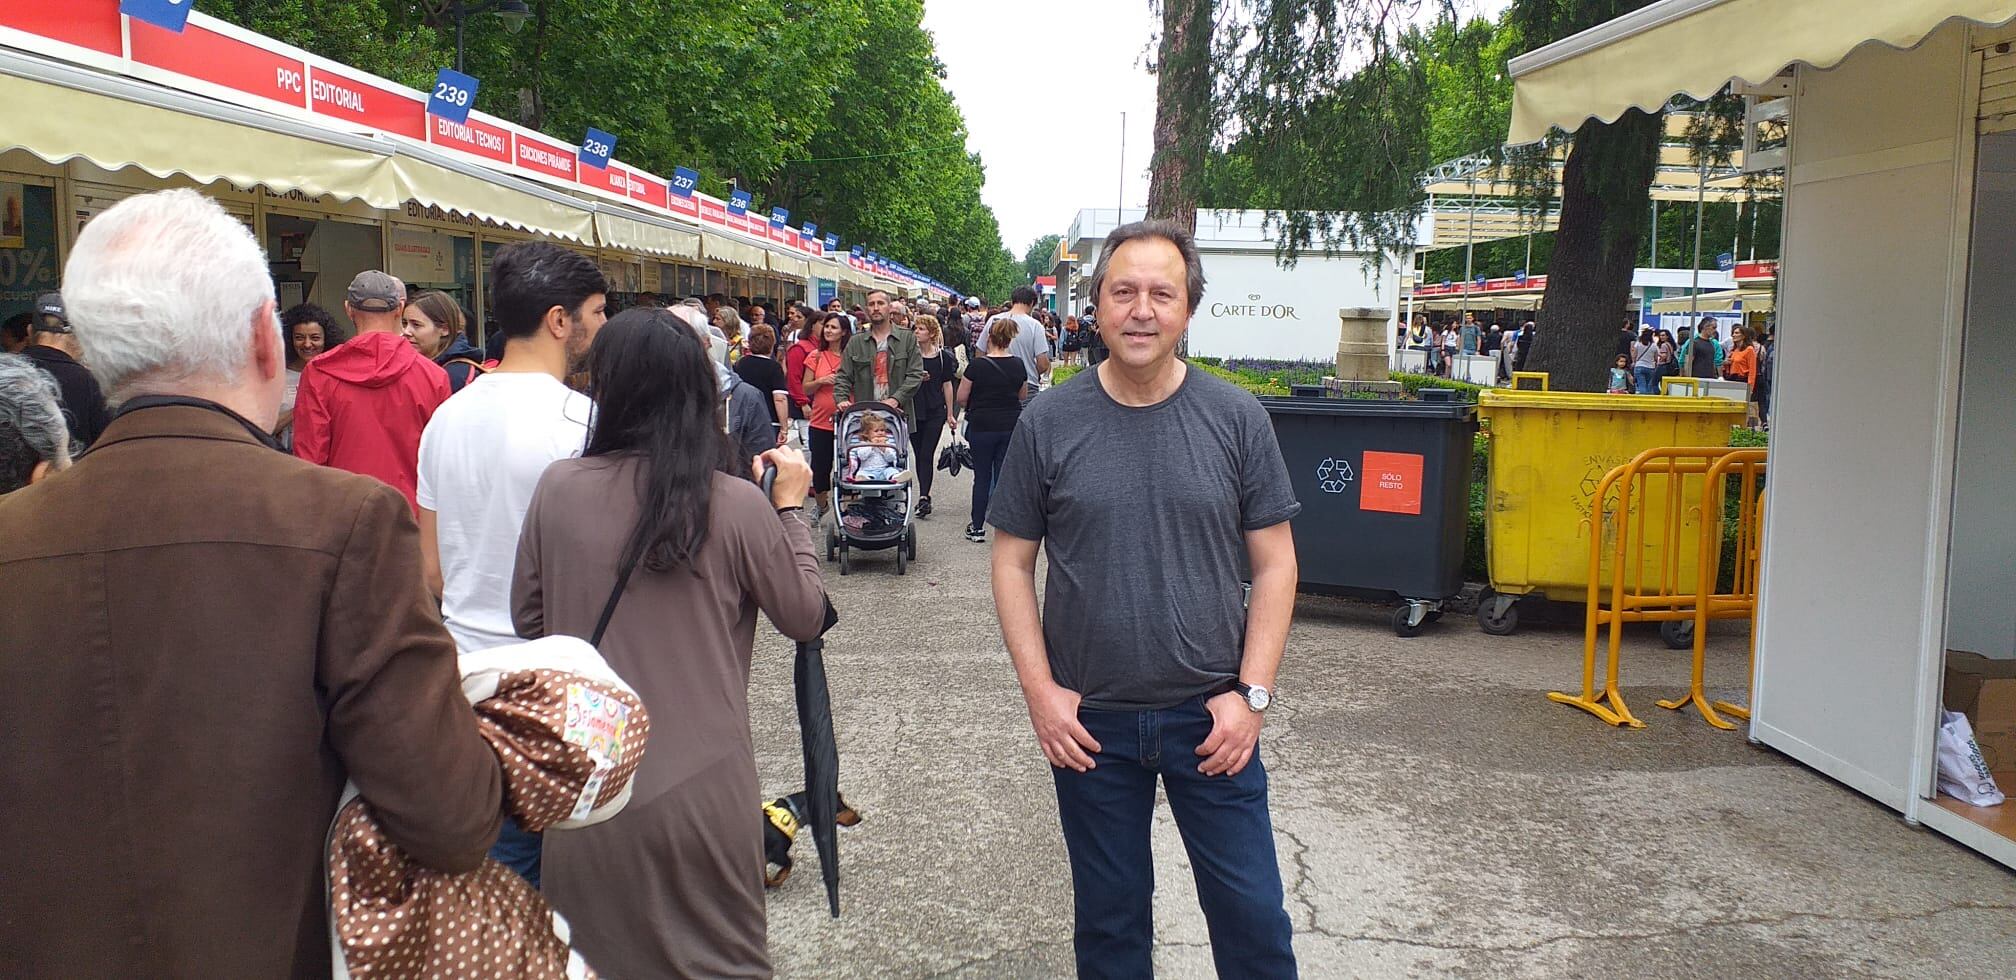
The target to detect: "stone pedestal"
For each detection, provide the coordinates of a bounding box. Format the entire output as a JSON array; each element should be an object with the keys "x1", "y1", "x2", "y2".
[{"x1": 1335, "y1": 306, "x2": 1394, "y2": 382}]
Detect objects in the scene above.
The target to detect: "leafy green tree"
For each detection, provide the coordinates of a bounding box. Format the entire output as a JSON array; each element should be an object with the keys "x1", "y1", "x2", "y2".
[
  {"x1": 204, "y1": 0, "x2": 1014, "y2": 295},
  {"x1": 1021, "y1": 234, "x2": 1063, "y2": 281}
]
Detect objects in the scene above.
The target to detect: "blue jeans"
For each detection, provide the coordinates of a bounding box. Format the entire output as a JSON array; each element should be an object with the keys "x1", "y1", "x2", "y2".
[
  {"x1": 490, "y1": 815, "x2": 542, "y2": 887},
  {"x1": 968, "y1": 427, "x2": 1013, "y2": 531},
  {"x1": 1051, "y1": 696, "x2": 1297, "y2": 979},
  {"x1": 1633, "y1": 365, "x2": 1659, "y2": 394}
]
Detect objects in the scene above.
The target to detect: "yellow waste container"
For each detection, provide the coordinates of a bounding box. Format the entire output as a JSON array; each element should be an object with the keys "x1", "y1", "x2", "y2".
[{"x1": 1477, "y1": 390, "x2": 1746, "y2": 631}]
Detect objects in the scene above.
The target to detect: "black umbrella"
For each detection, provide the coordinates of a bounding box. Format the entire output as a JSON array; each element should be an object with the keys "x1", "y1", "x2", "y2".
[
  {"x1": 936, "y1": 425, "x2": 973, "y2": 476},
  {"x1": 795, "y1": 605, "x2": 842, "y2": 918},
  {"x1": 765, "y1": 463, "x2": 845, "y2": 917}
]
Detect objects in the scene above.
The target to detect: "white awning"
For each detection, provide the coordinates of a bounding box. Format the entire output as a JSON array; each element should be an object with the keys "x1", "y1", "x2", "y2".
[
  {"x1": 0, "y1": 48, "x2": 595, "y2": 242},
  {"x1": 702, "y1": 232, "x2": 770, "y2": 271},
  {"x1": 767, "y1": 253, "x2": 810, "y2": 279},
  {"x1": 594, "y1": 211, "x2": 701, "y2": 259},
  {"x1": 1509, "y1": 0, "x2": 2016, "y2": 144}
]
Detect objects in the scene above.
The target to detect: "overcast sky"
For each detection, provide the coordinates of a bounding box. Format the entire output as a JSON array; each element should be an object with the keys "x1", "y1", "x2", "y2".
[{"x1": 923, "y1": 0, "x2": 1513, "y2": 258}]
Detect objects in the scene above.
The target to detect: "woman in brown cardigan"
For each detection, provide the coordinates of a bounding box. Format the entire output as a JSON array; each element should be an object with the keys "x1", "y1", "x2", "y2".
[{"x1": 512, "y1": 307, "x2": 827, "y2": 977}]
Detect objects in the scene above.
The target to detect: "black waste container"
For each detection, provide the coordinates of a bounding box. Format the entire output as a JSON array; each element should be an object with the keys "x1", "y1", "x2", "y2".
[
  {"x1": 1258, "y1": 391, "x2": 1477, "y2": 636},
  {"x1": 1289, "y1": 384, "x2": 1327, "y2": 398}
]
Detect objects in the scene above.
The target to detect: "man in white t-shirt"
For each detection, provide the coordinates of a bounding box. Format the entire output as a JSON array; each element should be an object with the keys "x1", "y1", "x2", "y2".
[
  {"x1": 988, "y1": 284, "x2": 1052, "y2": 399},
  {"x1": 416, "y1": 241, "x2": 607, "y2": 887},
  {"x1": 419, "y1": 241, "x2": 607, "y2": 653}
]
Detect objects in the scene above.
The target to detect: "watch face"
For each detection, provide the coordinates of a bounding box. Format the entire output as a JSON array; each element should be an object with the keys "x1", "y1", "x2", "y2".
[{"x1": 1248, "y1": 687, "x2": 1270, "y2": 711}]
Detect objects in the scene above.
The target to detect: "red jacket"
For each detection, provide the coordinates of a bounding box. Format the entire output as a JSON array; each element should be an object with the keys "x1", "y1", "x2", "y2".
[
  {"x1": 784, "y1": 335, "x2": 820, "y2": 415},
  {"x1": 293, "y1": 331, "x2": 450, "y2": 512}
]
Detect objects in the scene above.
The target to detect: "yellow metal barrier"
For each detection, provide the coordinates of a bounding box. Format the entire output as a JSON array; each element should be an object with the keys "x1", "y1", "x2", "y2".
[
  {"x1": 1549, "y1": 446, "x2": 1763, "y2": 728},
  {"x1": 1658, "y1": 451, "x2": 1768, "y2": 729},
  {"x1": 1509, "y1": 371, "x2": 1550, "y2": 391},
  {"x1": 1659, "y1": 376, "x2": 1703, "y2": 396}
]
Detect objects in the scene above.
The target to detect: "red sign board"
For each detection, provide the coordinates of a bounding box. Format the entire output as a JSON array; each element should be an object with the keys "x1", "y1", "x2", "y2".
[
  {"x1": 1732, "y1": 260, "x2": 1778, "y2": 282},
  {"x1": 308, "y1": 67, "x2": 424, "y2": 140},
  {"x1": 1413, "y1": 275, "x2": 1546, "y2": 298},
  {"x1": 1360, "y1": 451, "x2": 1424, "y2": 516},
  {"x1": 2, "y1": 2, "x2": 122, "y2": 55},
  {"x1": 696, "y1": 197, "x2": 728, "y2": 225},
  {"x1": 129, "y1": 20, "x2": 306, "y2": 108},
  {"x1": 514, "y1": 134, "x2": 577, "y2": 182},
  {"x1": 429, "y1": 113, "x2": 512, "y2": 164},
  {"x1": 582, "y1": 162, "x2": 628, "y2": 197},
  {"x1": 627, "y1": 173, "x2": 668, "y2": 211}
]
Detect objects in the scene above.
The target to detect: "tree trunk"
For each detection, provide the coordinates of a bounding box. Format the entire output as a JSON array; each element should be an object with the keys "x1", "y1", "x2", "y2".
[
  {"x1": 1527, "y1": 109, "x2": 1663, "y2": 392},
  {"x1": 1146, "y1": 0, "x2": 1212, "y2": 236}
]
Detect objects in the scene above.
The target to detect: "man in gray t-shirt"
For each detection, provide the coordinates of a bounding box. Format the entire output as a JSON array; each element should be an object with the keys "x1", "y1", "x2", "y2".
[
  {"x1": 989, "y1": 285, "x2": 1052, "y2": 398},
  {"x1": 987, "y1": 220, "x2": 1300, "y2": 977}
]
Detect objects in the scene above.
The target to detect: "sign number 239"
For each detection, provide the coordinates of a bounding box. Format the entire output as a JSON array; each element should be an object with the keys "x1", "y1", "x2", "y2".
[
  {"x1": 426, "y1": 68, "x2": 480, "y2": 125},
  {"x1": 433, "y1": 82, "x2": 472, "y2": 109}
]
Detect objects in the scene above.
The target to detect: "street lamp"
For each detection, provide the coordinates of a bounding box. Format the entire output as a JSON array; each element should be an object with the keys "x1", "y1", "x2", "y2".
[{"x1": 451, "y1": 0, "x2": 531, "y2": 74}]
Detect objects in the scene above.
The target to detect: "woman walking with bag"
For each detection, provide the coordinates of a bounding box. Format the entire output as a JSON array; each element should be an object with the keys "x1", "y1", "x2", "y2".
[
  {"x1": 511, "y1": 307, "x2": 827, "y2": 978},
  {"x1": 956, "y1": 316, "x2": 1029, "y2": 543},
  {"x1": 912, "y1": 317, "x2": 959, "y2": 518}
]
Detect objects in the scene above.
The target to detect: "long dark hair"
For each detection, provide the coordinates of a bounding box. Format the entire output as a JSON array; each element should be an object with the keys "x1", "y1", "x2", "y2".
[
  {"x1": 584, "y1": 308, "x2": 738, "y2": 573},
  {"x1": 816, "y1": 311, "x2": 852, "y2": 354}
]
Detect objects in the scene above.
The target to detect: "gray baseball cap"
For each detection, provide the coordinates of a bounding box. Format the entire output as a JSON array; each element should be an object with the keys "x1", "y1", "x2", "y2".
[{"x1": 345, "y1": 270, "x2": 405, "y2": 312}]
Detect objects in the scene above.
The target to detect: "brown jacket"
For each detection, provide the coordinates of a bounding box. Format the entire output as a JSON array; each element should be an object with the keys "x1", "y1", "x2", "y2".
[{"x1": 0, "y1": 402, "x2": 503, "y2": 978}]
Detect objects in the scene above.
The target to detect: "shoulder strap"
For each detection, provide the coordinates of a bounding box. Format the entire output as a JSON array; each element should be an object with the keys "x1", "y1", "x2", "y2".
[{"x1": 589, "y1": 547, "x2": 646, "y2": 648}]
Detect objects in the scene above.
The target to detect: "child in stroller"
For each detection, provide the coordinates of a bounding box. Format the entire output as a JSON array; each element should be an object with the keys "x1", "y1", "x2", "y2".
[
  {"x1": 827, "y1": 405, "x2": 920, "y2": 573},
  {"x1": 844, "y1": 414, "x2": 909, "y2": 484}
]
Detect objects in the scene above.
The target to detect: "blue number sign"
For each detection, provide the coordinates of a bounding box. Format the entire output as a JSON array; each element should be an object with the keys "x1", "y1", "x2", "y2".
[
  {"x1": 824, "y1": 233, "x2": 840, "y2": 250},
  {"x1": 122, "y1": 0, "x2": 195, "y2": 33},
  {"x1": 801, "y1": 222, "x2": 817, "y2": 238},
  {"x1": 427, "y1": 68, "x2": 479, "y2": 125},
  {"x1": 769, "y1": 207, "x2": 789, "y2": 229},
  {"x1": 670, "y1": 167, "x2": 699, "y2": 198},
  {"x1": 579, "y1": 127, "x2": 617, "y2": 169},
  {"x1": 728, "y1": 190, "x2": 752, "y2": 215}
]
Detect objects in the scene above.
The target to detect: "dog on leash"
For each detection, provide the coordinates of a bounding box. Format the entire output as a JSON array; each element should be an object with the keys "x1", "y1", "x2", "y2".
[{"x1": 763, "y1": 791, "x2": 862, "y2": 888}]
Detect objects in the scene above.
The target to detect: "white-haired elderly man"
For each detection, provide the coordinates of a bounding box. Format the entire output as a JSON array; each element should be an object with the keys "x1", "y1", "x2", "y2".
[
  {"x1": 0, "y1": 352, "x2": 71, "y2": 493},
  {"x1": 0, "y1": 188, "x2": 503, "y2": 978}
]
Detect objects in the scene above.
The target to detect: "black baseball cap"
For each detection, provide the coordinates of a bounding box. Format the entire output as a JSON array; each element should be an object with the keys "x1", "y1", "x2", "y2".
[{"x1": 33, "y1": 292, "x2": 69, "y2": 333}]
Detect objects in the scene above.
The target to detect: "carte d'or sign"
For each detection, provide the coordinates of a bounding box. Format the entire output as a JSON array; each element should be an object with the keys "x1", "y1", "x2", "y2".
[{"x1": 1208, "y1": 293, "x2": 1301, "y2": 320}]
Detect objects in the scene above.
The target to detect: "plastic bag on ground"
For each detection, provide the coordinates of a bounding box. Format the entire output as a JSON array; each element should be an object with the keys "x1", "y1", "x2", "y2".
[{"x1": 1937, "y1": 709, "x2": 2006, "y2": 807}]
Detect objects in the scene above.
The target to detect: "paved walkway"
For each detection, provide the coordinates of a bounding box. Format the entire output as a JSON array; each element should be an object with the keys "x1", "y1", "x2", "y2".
[{"x1": 750, "y1": 465, "x2": 2016, "y2": 978}]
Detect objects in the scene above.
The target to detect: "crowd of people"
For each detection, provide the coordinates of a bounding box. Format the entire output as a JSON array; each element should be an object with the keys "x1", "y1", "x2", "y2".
[
  {"x1": 1, "y1": 180, "x2": 1275, "y2": 977},
  {"x1": 9, "y1": 181, "x2": 1818, "y2": 979},
  {"x1": 1403, "y1": 309, "x2": 1537, "y2": 382},
  {"x1": 1401, "y1": 308, "x2": 1774, "y2": 424}
]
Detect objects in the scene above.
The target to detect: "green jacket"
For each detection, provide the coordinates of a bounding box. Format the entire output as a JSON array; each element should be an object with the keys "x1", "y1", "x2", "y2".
[{"x1": 832, "y1": 324, "x2": 927, "y2": 419}]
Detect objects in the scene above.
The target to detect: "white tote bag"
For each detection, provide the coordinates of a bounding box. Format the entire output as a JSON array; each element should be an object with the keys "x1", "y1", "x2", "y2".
[{"x1": 1937, "y1": 710, "x2": 2006, "y2": 807}]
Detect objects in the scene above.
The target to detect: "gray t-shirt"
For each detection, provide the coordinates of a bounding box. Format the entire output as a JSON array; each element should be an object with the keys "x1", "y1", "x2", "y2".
[
  {"x1": 987, "y1": 366, "x2": 1301, "y2": 710},
  {"x1": 991, "y1": 312, "x2": 1049, "y2": 394}
]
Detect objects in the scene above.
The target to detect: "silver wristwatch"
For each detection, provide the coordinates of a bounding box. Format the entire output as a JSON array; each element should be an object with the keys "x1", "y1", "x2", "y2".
[{"x1": 1232, "y1": 681, "x2": 1271, "y2": 713}]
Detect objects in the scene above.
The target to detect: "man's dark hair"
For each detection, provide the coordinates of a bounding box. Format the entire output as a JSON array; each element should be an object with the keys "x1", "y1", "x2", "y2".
[
  {"x1": 489, "y1": 241, "x2": 608, "y2": 341},
  {"x1": 1010, "y1": 285, "x2": 1039, "y2": 308},
  {"x1": 1089, "y1": 220, "x2": 1207, "y2": 313},
  {"x1": 2, "y1": 312, "x2": 30, "y2": 348}
]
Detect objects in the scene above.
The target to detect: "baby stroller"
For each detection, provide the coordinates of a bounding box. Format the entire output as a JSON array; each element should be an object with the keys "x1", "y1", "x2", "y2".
[{"x1": 824, "y1": 402, "x2": 919, "y2": 575}]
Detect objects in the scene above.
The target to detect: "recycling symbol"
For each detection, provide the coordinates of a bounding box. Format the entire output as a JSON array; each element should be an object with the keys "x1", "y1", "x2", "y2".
[{"x1": 1317, "y1": 457, "x2": 1355, "y2": 494}]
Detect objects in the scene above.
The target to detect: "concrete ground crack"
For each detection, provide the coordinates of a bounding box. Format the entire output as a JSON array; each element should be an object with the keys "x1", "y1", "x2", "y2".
[
  {"x1": 1286, "y1": 900, "x2": 2016, "y2": 954},
  {"x1": 1273, "y1": 824, "x2": 1321, "y2": 932}
]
